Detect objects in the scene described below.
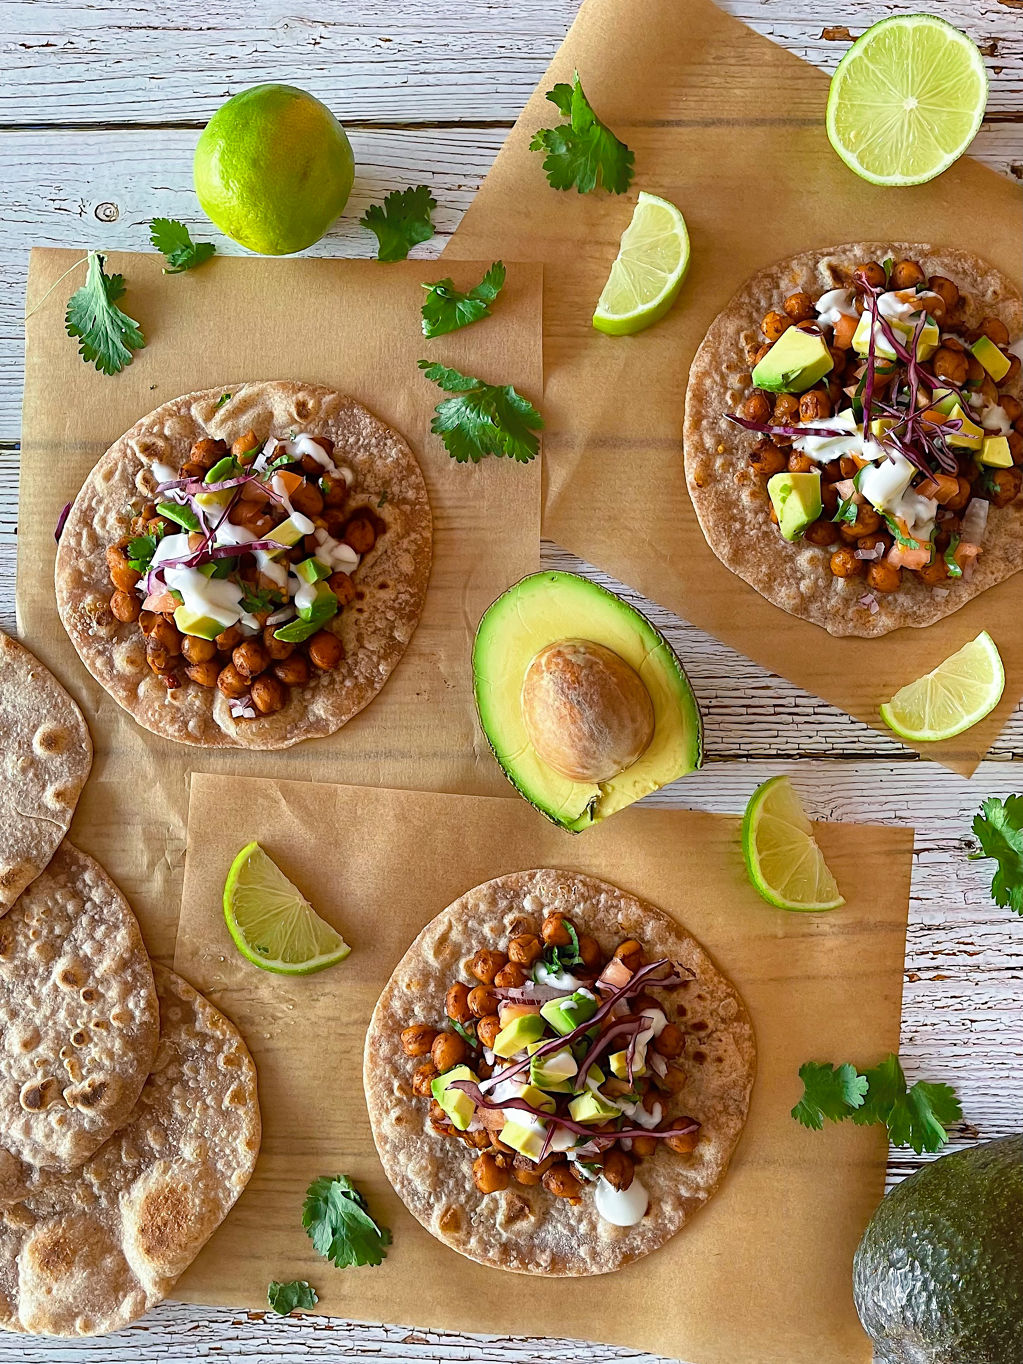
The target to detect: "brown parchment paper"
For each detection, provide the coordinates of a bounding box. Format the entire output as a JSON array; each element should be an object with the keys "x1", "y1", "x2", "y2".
[
  {"x1": 444, "y1": 0, "x2": 1023, "y2": 776},
  {"x1": 174, "y1": 775, "x2": 912, "y2": 1364},
  {"x1": 19, "y1": 252, "x2": 542, "y2": 959}
]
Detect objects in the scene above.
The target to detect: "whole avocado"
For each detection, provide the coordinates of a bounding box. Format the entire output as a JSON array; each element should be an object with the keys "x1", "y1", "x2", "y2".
[{"x1": 854, "y1": 1135, "x2": 1023, "y2": 1364}]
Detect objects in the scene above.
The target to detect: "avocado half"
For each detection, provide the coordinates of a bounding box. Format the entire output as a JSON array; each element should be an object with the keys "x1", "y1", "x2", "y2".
[
  {"x1": 472, "y1": 571, "x2": 703, "y2": 831},
  {"x1": 853, "y1": 1135, "x2": 1023, "y2": 1364}
]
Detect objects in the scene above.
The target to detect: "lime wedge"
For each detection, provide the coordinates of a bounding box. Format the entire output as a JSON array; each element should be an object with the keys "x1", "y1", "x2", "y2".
[
  {"x1": 826, "y1": 15, "x2": 988, "y2": 187},
  {"x1": 741, "y1": 776, "x2": 844, "y2": 913},
  {"x1": 880, "y1": 631, "x2": 1004, "y2": 743},
  {"x1": 223, "y1": 841, "x2": 351, "y2": 974},
  {"x1": 592, "y1": 191, "x2": 690, "y2": 336}
]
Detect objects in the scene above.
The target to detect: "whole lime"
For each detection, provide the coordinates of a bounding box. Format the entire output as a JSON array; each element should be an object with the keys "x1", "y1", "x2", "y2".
[{"x1": 194, "y1": 84, "x2": 355, "y2": 255}]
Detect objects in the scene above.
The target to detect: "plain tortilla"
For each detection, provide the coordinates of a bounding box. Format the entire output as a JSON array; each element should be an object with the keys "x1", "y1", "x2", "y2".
[
  {"x1": 55, "y1": 381, "x2": 432, "y2": 747},
  {"x1": 0, "y1": 843, "x2": 158, "y2": 1175},
  {"x1": 0, "y1": 631, "x2": 92, "y2": 911},
  {"x1": 0, "y1": 965, "x2": 260, "y2": 1337},
  {"x1": 684, "y1": 243, "x2": 1023, "y2": 637},
  {"x1": 364, "y1": 868, "x2": 755, "y2": 1276}
]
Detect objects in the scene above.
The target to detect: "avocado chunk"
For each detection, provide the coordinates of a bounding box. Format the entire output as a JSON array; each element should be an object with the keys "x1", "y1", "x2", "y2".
[
  {"x1": 568, "y1": 1090, "x2": 621, "y2": 1124},
  {"x1": 473, "y1": 572, "x2": 702, "y2": 832},
  {"x1": 430, "y1": 1065, "x2": 478, "y2": 1131},
  {"x1": 516, "y1": 1083, "x2": 557, "y2": 1114},
  {"x1": 500, "y1": 1117, "x2": 549, "y2": 1161},
  {"x1": 971, "y1": 334, "x2": 1011, "y2": 383},
  {"x1": 173, "y1": 605, "x2": 225, "y2": 641},
  {"x1": 295, "y1": 556, "x2": 331, "y2": 584},
  {"x1": 492, "y1": 1012, "x2": 546, "y2": 1058},
  {"x1": 273, "y1": 582, "x2": 338, "y2": 644},
  {"x1": 751, "y1": 328, "x2": 834, "y2": 394},
  {"x1": 852, "y1": 311, "x2": 939, "y2": 362},
  {"x1": 853, "y1": 1134, "x2": 1023, "y2": 1364},
  {"x1": 943, "y1": 403, "x2": 984, "y2": 451},
  {"x1": 529, "y1": 1044, "x2": 578, "y2": 1092},
  {"x1": 539, "y1": 989, "x2": 599, "y2": 1037},
  {"x1": 266, "y1": 513, "x2": 312, "y2": 551},
  {"x1": 767, "y1": 470, "x2": 822, "y2": 542},
  {"x1": 609, "y1": 1045, "x2": 647, "y2": 1079},
  {"x1": 979, "y1": 435, "x2": 1013, "y2": 469}
]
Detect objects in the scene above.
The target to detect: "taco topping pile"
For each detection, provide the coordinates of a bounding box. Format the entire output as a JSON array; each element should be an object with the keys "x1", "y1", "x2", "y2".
[
  {"x1": 729, "y1": 255, "x2": 1023, "y2": 613},
  {"x1": 400, "y1": 912, "x2": 701, "y2": 1227},
  {"x1": 104, "y1": 430, "x2": 382, "y2": 716}
]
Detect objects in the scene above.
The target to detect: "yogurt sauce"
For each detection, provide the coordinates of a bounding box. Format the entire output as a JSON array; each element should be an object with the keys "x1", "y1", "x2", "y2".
[{"x1": 594, "y1": 1175, "x2": 649, "y2": 1227}]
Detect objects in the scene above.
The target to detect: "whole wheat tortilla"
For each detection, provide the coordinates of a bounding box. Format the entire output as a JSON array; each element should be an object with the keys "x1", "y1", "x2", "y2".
[
  {"x1": 55, "y1": 382, "x2": 432, "y2": 747},
  {"x1": 0, "y1": 843, "x2": 158, "y2": 1174},
  {"x1": 684, "y1": 243, "x2": 1023, "y2": 637},
  {"x1": 364, "y1": 868, "x2": 755, "y2": 1276},
  {"x1": 0, "y1": 631, "x2": 92, "y2": 911},
  {"x1": 0, "y1": 965, "x2": 260, "y2": 1337}
]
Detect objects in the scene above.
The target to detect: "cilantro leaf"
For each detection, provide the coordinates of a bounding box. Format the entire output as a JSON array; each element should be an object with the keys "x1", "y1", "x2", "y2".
[
  {"x1": 65, "y1": 252, "x2": 145, "y2": 376},
  {"x1": 126, "y1": 533, "x2": 160, "y2": 572},
  {"x1": 267, "y1": 1280, "x2": 318, "y2": 1315},
  {"x1": 421, "y1": 261, "x2": 506, "y2": 338},
  {"x1": 851, "y1": 1052, "x2": 907, "y2": 1127},
  {"x1": 215, "y1": 392, "x2": 232, "y2": 410},
  {"x1": 971, "y1": 796, "x2": 1023, "y2": 916},
  {"x1": 149, "y1": 218, "x2": 216, "y2": 274},
  {"x1": 900, "y1": 1081, "x2": 963, "y2": 1155},
  {"x1": 418, "y1": 360, "x2": 542, "y2": 465},
  {"x1": 239, "y1": 584, "x2": 285, "y2": 615},
  {"x1": 530, "y1": 71, "x2": 634, "y2": 194},
  {"x1": 451, "y1": 1018, "x2": 477, "y2": 1049},
  {"x1": 302, "y1": 1175, "x2": 391, "y2": 1270},
  {"x1": 361, "y1": 186, "x2": 436, "y2": 262},
  {"x1": 943, "y1": 534, "x2": 963, "y2": 579},
  {"x1": 792, "y1": 1062, "x2": 868, "y2": 1129},
  {"x1": 832, "y1": 495, "x2": 859, "y2": 526},
  {"x1": 882, "y1": 513, "x2": 920, "y2": 550}
]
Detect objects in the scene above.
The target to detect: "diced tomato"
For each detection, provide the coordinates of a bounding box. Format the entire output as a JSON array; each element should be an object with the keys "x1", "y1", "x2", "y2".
[
  {"x1": 915, "y1": 474, "x2": 960, "y2": 504},
  {"x1": 142, "y1": 591, "x2": 177, "y2": 613},
  {"x1": 597, "y1": 958, "x2": 633, "y2": 991},
  {"x1": 954, "y1": 542, "x2": 981, "y2": 572},
  {"x1": 887, "y1": 544, "x2": 930, "y2": 571},
  {"x1": 271, "y1": 469, "x2": 304, "y2": 497},
  {"x1": 497, "y1": 1002, "x2": 539, "y2": 1027}
]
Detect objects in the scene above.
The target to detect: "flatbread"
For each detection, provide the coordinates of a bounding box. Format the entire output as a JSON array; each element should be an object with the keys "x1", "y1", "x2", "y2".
[
  {"x1": 55, "y1": 382, "x2": 432, "y2": 747},
  {"x1": 0, "y1": 631, "x2": 92, "y2": 911},
  {"x1": 0, "y1": 965, "x2": 260, "y2": 1336},
  {"x1": 0, "y1": 843, "x2": 158, "y2": 1174},
  {"x1": 364, "y1": 868, "x2": 755, "y2": 1276},
  {"x1": 684, "y1": 243, "x2": 1023, "y2": 637}
]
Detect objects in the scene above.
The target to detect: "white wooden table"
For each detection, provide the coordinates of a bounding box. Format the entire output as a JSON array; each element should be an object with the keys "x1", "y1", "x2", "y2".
[{"x1": 1, "y1": 2, "x2": 1021, "y2": 1360}]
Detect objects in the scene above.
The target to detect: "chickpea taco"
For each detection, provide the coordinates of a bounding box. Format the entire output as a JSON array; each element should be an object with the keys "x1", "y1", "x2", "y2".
[
  {"x1": 55, "y1": 382, "x2": 431, "y2": 747},
  {"x1": 364, "y1": 869, "x2": 755, "y2": 1276},
  {"x1": 684, "y1": 244, "x2": 1023, "y2": 637}
]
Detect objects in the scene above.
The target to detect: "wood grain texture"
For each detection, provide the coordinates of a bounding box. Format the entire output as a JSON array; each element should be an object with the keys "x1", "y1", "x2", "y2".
[{"x1": 1, "y1": 0, "x2": 1022, "y2": 1357}]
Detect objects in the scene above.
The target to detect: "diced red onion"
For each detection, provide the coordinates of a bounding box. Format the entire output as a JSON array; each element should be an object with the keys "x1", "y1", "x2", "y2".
[
  {"x1": 858, "y1": 593, "x2": 880, "y2": 614},
  {"x1": 961, "y1": 499, "x2": 989, "y2": 546},
  {"x1": 228, "y1": 695, "x2": 256, "y2": 719},
  {"x1": 854, "y1": 544, "x2": 883, "y2": 561},
  {"x1": 932, "y1": 588, "x2": 949, "y2": 600},
  {"x1": 265, "y1": 606, "x2": 295, "y2": 626}
]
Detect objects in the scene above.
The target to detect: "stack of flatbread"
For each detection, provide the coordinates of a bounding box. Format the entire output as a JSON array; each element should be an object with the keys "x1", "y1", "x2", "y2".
[{"x1": 0, "y1": 630, "x2": 261, "y2": 1337}]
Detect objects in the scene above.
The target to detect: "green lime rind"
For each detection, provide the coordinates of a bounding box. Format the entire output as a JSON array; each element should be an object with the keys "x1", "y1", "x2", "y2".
[
  {"x1": 741, "y1": 775, "x2": 845, "y2": 913},
  {"x1": 592, "y1": 192, "x2": 691, "y2": 336}
]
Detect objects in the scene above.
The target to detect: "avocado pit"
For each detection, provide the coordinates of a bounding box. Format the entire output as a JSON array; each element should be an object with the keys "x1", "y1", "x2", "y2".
[{"x1": 521, "y1": 639, "x2": 655, "y2": 783}]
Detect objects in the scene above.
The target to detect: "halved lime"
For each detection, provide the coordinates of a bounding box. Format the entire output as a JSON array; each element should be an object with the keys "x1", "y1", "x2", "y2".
[
  {"x1": 223, "y1": 841, "x2": 351, "y2": 974},
  {"x1": 826, "y1": 15, "x2": 988, "y2": 187},
  {"x1": 592, "y1": 191, "x2": 690, "y2": 336},
  {"x1": 741, "y1": 776, "x2": 844, "y2": 912},
  {"x1": 880, "y1": 631, "x2": 1004, "y2": 743}
]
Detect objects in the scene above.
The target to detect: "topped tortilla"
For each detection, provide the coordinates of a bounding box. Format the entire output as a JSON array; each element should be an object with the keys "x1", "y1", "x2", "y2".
[
  {"x1": 684, "y1": 244, "x2": 1022, "y2": 637},
  {"x1": 55, "y1": 382, "x2": 432, "y2": 747},
  {"x1": 364, "y1": 869, "x2": 755, "y2": 1276}
]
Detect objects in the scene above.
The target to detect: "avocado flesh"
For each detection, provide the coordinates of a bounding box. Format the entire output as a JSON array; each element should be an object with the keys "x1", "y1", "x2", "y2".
[
  {"x1": 473, "y1": 572, "x2": 702, "y2": 832},
  {"x1": 853, "y1": 1134, "x2": 1023, "y2": 1364},
  {"x1": 751, "y1": 328, "x2": 834, "y2": 393}
]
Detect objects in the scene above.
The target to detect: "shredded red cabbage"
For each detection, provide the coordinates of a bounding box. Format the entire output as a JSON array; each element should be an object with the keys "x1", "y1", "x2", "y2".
[
  {"x1": 54, "y1": 501, "x2": 72, "y2": 543},
  {"x1": 725, "y1": 413, "x2": 848, "y2": 440},
  {"x1": 576, "y1": 1016, "x2": 646, "y2": 1089}
]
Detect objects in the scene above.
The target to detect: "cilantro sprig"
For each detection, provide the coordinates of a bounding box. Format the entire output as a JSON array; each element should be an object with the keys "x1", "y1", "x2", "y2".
[
  {"x1": 545, "y1": 919, "x2": 584, "y2": 974},
  {"x1": 65, "y1": 252, "x2": 145, "y2": 376},
  {"x1": 149, "y1": 218, "x2": 216, "y2": 274},
  {"x1": 943, "y1": 534, "x2": 963, "y2": 579},
  {"x1": 530, "y1": 71, "x2": 634, "y2": 195},
  {"x1": 792, "y1": 1054, "x2": 961, "y2": 1154},
  {"x1": 302, "y1": 1175, "x2": 391, "y2": 1269},
  {"x1": 421, "y1": 261, "x2": 506, "y2": 338},
  {"x1": 361, "y1": 186, "x2": 436, "y2": 262},
  {"x1": 126, "y1": 532, "x2": 160, "y2": 573},
  {"x1": 971, "y1": 796, "x2": 1023, "y2": 916},
  {"x1": 267, "y1": 1280, "x2": 318, "y2": 1315},
  {"x1": 418, "y1": 360, "x2": 542, "y2": 465}
]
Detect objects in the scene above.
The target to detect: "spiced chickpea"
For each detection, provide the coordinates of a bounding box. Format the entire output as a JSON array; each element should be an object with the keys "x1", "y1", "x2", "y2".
[
  {"x1": 966, "y1": 354, "x2": 986, "y2": 387},
  {"x1": 761, "y1": 310, "x2": 791, "y2": 343},
  {"x1": 658, "y1": 1065, "x2": 687, "y2": 1095},
  {"x1": 1000, "y1": 396, "x2": 1022, "y2": 424},
  {"x1": 181, "y1": 634, "x2": 216, "y2": 664},
  {"x1": 344, "y1": 516, "x2": 377, "y2": 555},
  {"x1": 216, "y1": 663, "x2": 250, "y2": 699},
  {"x1": 945, "y1": 476, "x2": 973, "y2": 512},
  {"x1": 614, "y1": 939, "x2": 645, "y2": 972},
  {"x1": 445, "y1": 982, "x2": 473, "y2": 1024},
  {"x1": 231, "y1": 429, "x2": 261, "y2": 459},
  {"x1": 631, "y1": 1133, "x2": 658, "y2": 1158},
  {"x1": 476, "y1": 1014, "x2": 502, "y2": 1049},
  {"x1": 307, "y1": 630, "x2": 343, "y2": 671},
  {"x1": 783, "y1": 291, "x2": 815, "y2": 323},
  {"x1": 804, "y1": 519, "x2": 838, "y2": 547},
  {"x1": 109, "y1": 589, "x2": 140, "y2": 623},
  {"x1": 273, "y1": 653, "x2": 311, "y2": 687},
  {"x1": 838, "y1": 455, "x2": 860, "y2": 481},
  {"x1": 916, "y1": 555, "x2": 948, "y2": 587},
  {"x1": 840, "y1": 504, "x2": 881, "y2": 540},
  {"x1": 232, "y1": 640, "x2": 269, "y2": 680},
  {"x1": 577, "y1": 935, "x2": 602, "y2": 970},
  {"x1": 748, "y1": 440, "x2": 786, "y2": 477},
  {"x1": 470, "y1": 948, "x2": 507, "y2": 985},
  {"x1": 821, "y1": 483, "x2": 840, "y2": 517},
  {"x1": 1008, "y1": 432, "x2": 1023, "y2": 466},
  {"x1": 747, "y1": 341, "x2": 771, "y2": 367},
  {"x1": 866, "y1": 561, "x2": 901, "y2": 594},
  {"x1": 411, "y1": 1062, "x2": 438, "y2": 1097},
  {"x1": 189, "y1": 437, "x2": 225, "y2": 469},
  {"x1": 830, "y1": 546, "x2": 863, "y2": 579},
  {"x1": 106, "y1": 546, "x2": 141, "y2": 592},
  {"x1": 541, "y1": 915, "x2": 574, "y2": 948},
  {"x1": 987, "y1": 467, "x2": 1023, "y2": 509},
  {"x1": 493, "y1": 962, "x2": 527, "y2": 989},
  {"x1": 429, "y1": 1100, "x2": 449, "y2": 1126},
  {"x1": 472, "y1": 1151, "x2": 510, "y2": 1194},
  {"x1": 329, "y1": 571, "x2": 357, "y2": 606},
  {"x1": 138, "y1": 610, "x2": 158, "y2": 637},
  {"x1": 932, "y1": 347, "x2": 969, "y2": 387},
  {"x1": 600, "y1": 1148, "x2": 635, "y2": 1191},
  {"x1": 251, "y1": 674, "x2": 288, "y2": 714},
  {"x1": 855, "y1": 261, "x2": 887, "y2": 291},
  {"x1": 928, "y1": 275, "x2": 959, "y2": 312},
  {"x1": 322, "y1": 474, "x2": 349, "y2": 508},
  {"x1": 978, "y1": 316, "x2": 1010, "y2": 347},
  {"x1": 889, "y1": 259, "x2": 925, "y2": 290},
  {"x1": 542, "y1": 1165, "x2": 582, "y2": 1200},
  {"x1": 1003, "y1": 354, "x2": 1022, "y2": 389},
  {"x1": 149, "y1": 616, "x2": 182, "y2": 654},
  {"x1": 232, "y1": 502, "x2": 275, "y2": 536},
  {"x1": 772, "y1": 394, "x2": 800, "y2": 426},
  {"x1": 654, "y1": 1022, "x2": 684, "y2": 1058},
  {"x1": 787, "y1": 452, "x2": 814, "y2": 474},
  {"x1": 401, "y1": 1023, "x2": 438, "y2": 1057},
  {"x1": 513, "y1": 1164, "x2": 542, "y2": 1186},
  {"x1": 261, "y1": 626, "x2": 294, "y2": 661},
  {"x1": 146, "y1": 640, "x2": 173, "y2": 673},
  {"x1": 185, "y1": 661, "x2": 220, "y2": 687},
  {"x1": 179, "y1": 460, "x2": 206, "y2": 479},
  {"x1": 739, "y1": 391, "x2": 771, "y2": 424},
  {"x1": 799, "y1": 388, "x2": 831, "y2": 422},
  {"x1": 467, "y1": 985, "x2": 498, "y2": 1018},
  {"x1": 290, "y1": 480, "x2": 325, "y2": 517},
  {"x1": 215, "y1": 625, "x2": 242, "y2": 652},
  {"x1": 431, "y1": 1030, "x2": 468, "y2": 1073},
  {"x1": 665, "y1": 1126, "x2": 701, "y2": 1154},
  {"x1": 507, "y1": 933, "x2": 543, "y2": 967}
]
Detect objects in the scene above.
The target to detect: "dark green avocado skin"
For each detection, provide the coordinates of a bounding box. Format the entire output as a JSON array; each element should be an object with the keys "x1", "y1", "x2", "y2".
[{"x1": 853, "y1": 1135, "x2": 1023, "y2": 1364}]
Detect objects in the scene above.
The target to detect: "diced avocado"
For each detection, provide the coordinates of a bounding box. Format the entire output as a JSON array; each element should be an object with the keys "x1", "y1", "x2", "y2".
[
  {"x1": 205, "y1": 456, "x2": 239, "y2": 484},
  {"x1": 158, "y1": 501, "x2": 201, "y2": 532},
  {"x1": 609, "y1": 1045, "x2": 647, "y2": 1080},
  {"x1": 529, "y1": 1044, "x2": 578, "y2": 1092},
  {"x1": 473, "y1": 572, "x2": 702, "y2": 833},
  {"x1": 199, "y1": 557, "x2": 236, "y2": 580},
  {"x1": 852, "y1": 312, "x2": 939, "y2": 362},
  {"x1": 568, "y1": 1091, "x2": 621, "y2": 1125},
  {"x1": 267, "y1": 514, "x2": 309, "y2": 549},
  {"x1": 573, "y1": 1063, "x2": 606, "y2": 1092},
  {"x1": 539, "y1": 989, "x2": 599, "y2": 1037},
  {"x1": 944, "y1": 403, "x2": 984, "y2": 451},
  {"x1": 517, "y1": 1083, "x2": 557, "y2": 1114},
  {"x1": 500, "y1": 1118, "x2": 548, "y2": 1161},
  {"x1": 979, "y1": 435, "x2": 1013, "y2": 469},
  {"x1": 430, "y1": 1065, "x2": 478, "y2": 1131},
  {"x1": 971, "y1": 335, "x2": 1011, "y2": 383},
  {"x1": 273, "y1": 583, "x2": 338, "y2": 644},
  {"x1": 751, "y1": 328, "x2": 834, "y2": 394},
  {"x1": 767, "y1": 470, "x2": 822, "y2": 542},
  {"x1": 195, "y1": 487, "x2": 234, "y2": 515},
  {"x1": 492, "y1": 1012, "x2": 546, "y2": 1059},
  {"x1": 295, "y1": 556, "x2": 331, "y2": 585},
  {"x1": 173, "y1": 606, "x2": 224, "y2": 641}
]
